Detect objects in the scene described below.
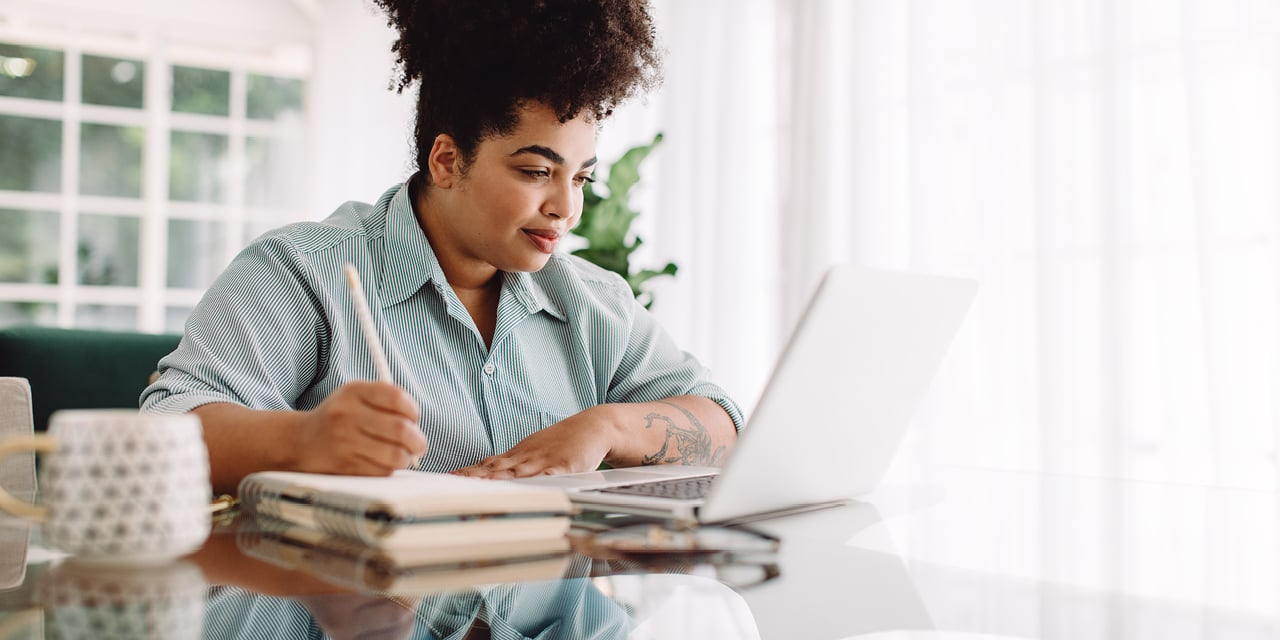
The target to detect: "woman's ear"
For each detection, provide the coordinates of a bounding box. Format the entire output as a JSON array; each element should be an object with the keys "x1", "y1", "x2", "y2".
[{"x1": 426, "y1": 134, "x2": 462, "y2": 188}]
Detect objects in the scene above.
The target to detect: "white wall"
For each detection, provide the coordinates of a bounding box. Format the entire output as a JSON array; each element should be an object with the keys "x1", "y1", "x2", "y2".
[{"x1": 305, "y1": 0, "x2": 416, "y2": 215}]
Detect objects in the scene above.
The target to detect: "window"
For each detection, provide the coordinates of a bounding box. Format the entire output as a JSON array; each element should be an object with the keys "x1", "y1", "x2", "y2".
[{"x1": 0, "y1": 38, "x2": 307, "y2": 333}]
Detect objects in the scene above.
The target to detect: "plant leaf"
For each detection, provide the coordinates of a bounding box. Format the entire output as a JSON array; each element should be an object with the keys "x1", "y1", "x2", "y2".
[
  {"x1": 627, "y1": 262, "x2": 678, "y2": 295},
  {"x1": 605, "y1": 132, "x2": 663, "y2": 203},
  {"x1": 572, "y1": 246, "x2": 631, "y2": 276},
  {"x1": 570, "y1": 132, "x2": 677, "y2": 309}
]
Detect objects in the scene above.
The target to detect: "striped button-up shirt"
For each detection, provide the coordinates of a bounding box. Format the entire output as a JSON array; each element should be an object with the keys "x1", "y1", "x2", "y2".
[{"x1": 141, "y1": 180, "x2": 743, "y2": 472}]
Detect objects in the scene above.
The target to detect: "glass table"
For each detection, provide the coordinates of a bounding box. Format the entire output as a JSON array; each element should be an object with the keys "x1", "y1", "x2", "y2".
[{"x1": 0, "y1": 457, "x2": 1276, "y2": 639}]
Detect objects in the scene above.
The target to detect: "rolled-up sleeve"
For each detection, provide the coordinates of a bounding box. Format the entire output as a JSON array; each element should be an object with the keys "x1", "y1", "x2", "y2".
[{"x1": 605, "y1": 294, "x2": 745, "y2": 432}]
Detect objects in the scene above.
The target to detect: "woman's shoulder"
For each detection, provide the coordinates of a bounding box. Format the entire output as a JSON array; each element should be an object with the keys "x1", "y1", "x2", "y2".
[
  {"x1": 250, "y1": 183, "x2": 403, "y2": 257},
  {"x1": 527, "y1": 253, "x2": 635, "y2": 320},
  {"x1": 251, "y1": 202, "x2": 370, "y2": 254},
  {"x1": 542, "y1": 253, "x2": 630, "y2": 295}
]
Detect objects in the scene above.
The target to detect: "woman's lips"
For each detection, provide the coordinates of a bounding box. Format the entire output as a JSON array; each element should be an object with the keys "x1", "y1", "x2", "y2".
[{"x1": 523, "y1": 229, "x2": 560, "y2": 254}]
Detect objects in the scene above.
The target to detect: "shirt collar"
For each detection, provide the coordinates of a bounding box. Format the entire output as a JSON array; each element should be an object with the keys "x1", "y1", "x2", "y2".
[
  {"x1": 372, "y1": 177, "x2": 567, "y2": 323},
  {"x1": 506, "y1": 269, "x2": 568, "y2": 322},
  {"x1": 376, "y1": 178, "x2": 447, "y2": 309}
]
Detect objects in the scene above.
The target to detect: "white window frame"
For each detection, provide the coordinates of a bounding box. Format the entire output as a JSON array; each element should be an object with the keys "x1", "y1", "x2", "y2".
[{"x1": 0, "y1": 20, "x2": 310, "y2": 333}]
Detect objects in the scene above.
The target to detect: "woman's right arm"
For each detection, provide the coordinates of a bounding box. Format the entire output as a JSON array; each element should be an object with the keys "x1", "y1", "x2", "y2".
[{"x1": 195, "y1": 381, "x2": 427, "y2": 495}]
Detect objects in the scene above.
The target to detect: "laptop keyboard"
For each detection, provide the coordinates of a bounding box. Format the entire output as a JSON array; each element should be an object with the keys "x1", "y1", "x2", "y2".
[{"x1": 597, "y1": 475, "x2": 717, "y2": 500}]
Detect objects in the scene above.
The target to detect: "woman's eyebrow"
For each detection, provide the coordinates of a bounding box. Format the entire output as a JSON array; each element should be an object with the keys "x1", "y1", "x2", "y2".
[{"x1": 510, "y1": 145, "x2": 598, "y2": 170}]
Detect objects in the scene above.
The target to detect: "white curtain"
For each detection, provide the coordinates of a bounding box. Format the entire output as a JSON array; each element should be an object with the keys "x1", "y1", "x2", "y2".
[{"x1": 604, "y1": 0, "x2": 1280, "y2": 490}]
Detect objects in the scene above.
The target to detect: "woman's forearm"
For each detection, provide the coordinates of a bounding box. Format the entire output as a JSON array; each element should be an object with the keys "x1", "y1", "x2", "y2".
[{"x1": 599, "y1": 395, "x2": 737, "y2": 468}]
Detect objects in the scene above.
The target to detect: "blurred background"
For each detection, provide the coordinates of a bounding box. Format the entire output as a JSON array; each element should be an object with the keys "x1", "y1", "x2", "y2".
[{"x1": 2, "y1": 0, "x2": 1279, "y2": 496}]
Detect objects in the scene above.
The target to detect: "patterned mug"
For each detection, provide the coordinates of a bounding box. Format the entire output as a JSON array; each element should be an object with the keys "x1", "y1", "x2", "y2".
[{"x1": 0, "y1": 409, "x2": 211, "y2": 562}]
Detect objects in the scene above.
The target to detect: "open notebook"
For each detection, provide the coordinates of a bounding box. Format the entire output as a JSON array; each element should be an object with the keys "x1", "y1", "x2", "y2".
[{"x1": 516, "y1": 264, "x2": 977, "y2": 523}]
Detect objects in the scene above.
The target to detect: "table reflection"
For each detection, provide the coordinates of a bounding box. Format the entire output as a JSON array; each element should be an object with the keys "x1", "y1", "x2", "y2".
[
  {"x1": 186, "y1": 515, "x2": 767, "y2": 640},
  {"x1": 205, "y1": 576, "x2": 631, "y2": 640},
  {"x1": 38, "y1": 559, "x2": 207, "y2": 640}
]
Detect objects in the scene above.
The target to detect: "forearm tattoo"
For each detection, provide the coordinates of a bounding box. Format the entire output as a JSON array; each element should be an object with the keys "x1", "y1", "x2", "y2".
[{"x1": 641, "y1": 401, "x2": 727, "y2": 466}]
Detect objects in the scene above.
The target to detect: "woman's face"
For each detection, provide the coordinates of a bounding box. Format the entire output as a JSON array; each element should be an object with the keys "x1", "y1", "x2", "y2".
[{"x1": 432, "y1": 103, "x2": 598, "y2": 278}]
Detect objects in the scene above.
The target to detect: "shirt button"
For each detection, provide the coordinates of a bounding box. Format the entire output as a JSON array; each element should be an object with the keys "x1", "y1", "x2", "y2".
[{"x1": 483, "y1": 362, "x2": 495, "y2": 375}]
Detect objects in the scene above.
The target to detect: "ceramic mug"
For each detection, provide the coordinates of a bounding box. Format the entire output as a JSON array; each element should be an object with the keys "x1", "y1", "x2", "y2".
[{"x1": 0, "y1": 409, "x2": 211, "y2": 562}]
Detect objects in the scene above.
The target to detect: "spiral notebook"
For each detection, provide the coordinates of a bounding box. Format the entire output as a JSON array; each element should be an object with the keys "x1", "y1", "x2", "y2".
[{"x1": 238, "y1": 469, "x2": 574, "y2": 548}]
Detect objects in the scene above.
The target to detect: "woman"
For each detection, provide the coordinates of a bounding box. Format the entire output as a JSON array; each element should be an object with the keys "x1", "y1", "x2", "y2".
[{"x1": 142, "y1": 0, "x2": 742, "y2": 495}]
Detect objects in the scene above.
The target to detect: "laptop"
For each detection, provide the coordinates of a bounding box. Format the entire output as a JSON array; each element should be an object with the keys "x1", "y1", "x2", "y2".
[{"x1": 514, "y1": 264, "x2": 977, "y2": 523}]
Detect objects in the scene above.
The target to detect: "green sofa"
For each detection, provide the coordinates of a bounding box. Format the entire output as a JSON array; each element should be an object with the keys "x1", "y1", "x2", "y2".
[{"x1": 0, "y1": 326, "x2": 182, "y2": 432}]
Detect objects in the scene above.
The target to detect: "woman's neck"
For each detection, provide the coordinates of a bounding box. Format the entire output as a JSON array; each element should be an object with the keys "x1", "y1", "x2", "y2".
[
  {"x1": 412, "y1": 180, "x2": 501, "y2": 293},
  {"x1": 413, "y1": 181, "x2": 502, "y2": 346}
]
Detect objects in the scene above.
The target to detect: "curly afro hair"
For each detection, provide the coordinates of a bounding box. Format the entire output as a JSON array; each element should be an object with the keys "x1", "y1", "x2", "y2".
[{"x1": 371, "y1": 0, "x2": 663, "y2": 180}]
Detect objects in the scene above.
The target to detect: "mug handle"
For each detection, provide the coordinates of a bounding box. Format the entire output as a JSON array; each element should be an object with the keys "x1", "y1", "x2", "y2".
[{"x1": 0, "y1": 435, "x2": 56, "y2": 522}]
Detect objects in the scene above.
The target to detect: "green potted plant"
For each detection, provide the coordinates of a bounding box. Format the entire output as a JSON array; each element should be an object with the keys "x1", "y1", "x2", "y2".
[{"x1": 571, "y1": 133, "x2": 676, "y2": 309}]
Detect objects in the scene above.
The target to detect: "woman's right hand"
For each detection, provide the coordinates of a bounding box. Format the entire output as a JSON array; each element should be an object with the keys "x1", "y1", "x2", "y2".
[{"x1": 293, "y1": 381, "x2": 427, "y2": 476}]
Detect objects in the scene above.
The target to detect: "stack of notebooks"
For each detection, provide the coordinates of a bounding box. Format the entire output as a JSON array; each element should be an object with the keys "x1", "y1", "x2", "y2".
[{"x1": 236, "y1": 470, "x2": 576, "y2": 595}]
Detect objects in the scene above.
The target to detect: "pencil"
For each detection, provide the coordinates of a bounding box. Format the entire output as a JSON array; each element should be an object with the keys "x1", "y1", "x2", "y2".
[{"x1": 344, "y1": 263, "x2": 394, "y2": 383}]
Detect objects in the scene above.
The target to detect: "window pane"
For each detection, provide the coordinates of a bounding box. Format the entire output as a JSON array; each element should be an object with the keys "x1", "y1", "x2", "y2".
[
  {"x1": 0, "y1": 43, "x2": 63, "y2": 101},
  {"x1": 167, "y1": 219, "x2": 226, "y2": 289},
  {"x1": 172, "y1": 65, "x2": 229, "y2": 116},
  {"x1": 165, "y1": 306, "x2": 192, "y2": 333},
  {"x1": 77, "y1": 214, "x2": 139, "y2": 287},
  {"x1": 74, "y1": 304, "x2": 135, "y2": 330},
  {"x1": 0, "y1": 209, "x2": 59, "y2": 284},
  {"x1": 247, "y1": 73, "x2": 303, "y2": 120},
  {"x1": 245, "y1": 136, "x2": 304, "y2": 207},
  {"x1": 0, "y1": 115, "x2": 61, "y2": 192},
  {"x1": 80, "y1": 123, "x2": 143, "y2": 197},
  {"x1": 0, "y1": 302, "x2": 56, "y2": 327},
  {"x1": 170, "y1": 131, "x2": 228, "y2": 202},
  {"x1": 82, "y1": 54, "x2": 144, "y2": 109}
]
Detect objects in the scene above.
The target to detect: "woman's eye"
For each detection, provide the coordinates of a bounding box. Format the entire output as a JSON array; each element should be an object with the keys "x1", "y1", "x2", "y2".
[
  {"x1": 520, "y1": 169, "x2": 551, "y2": 180},
  {"x1": 573, "y1": 175, "x2": 596, "y2": 187}
]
